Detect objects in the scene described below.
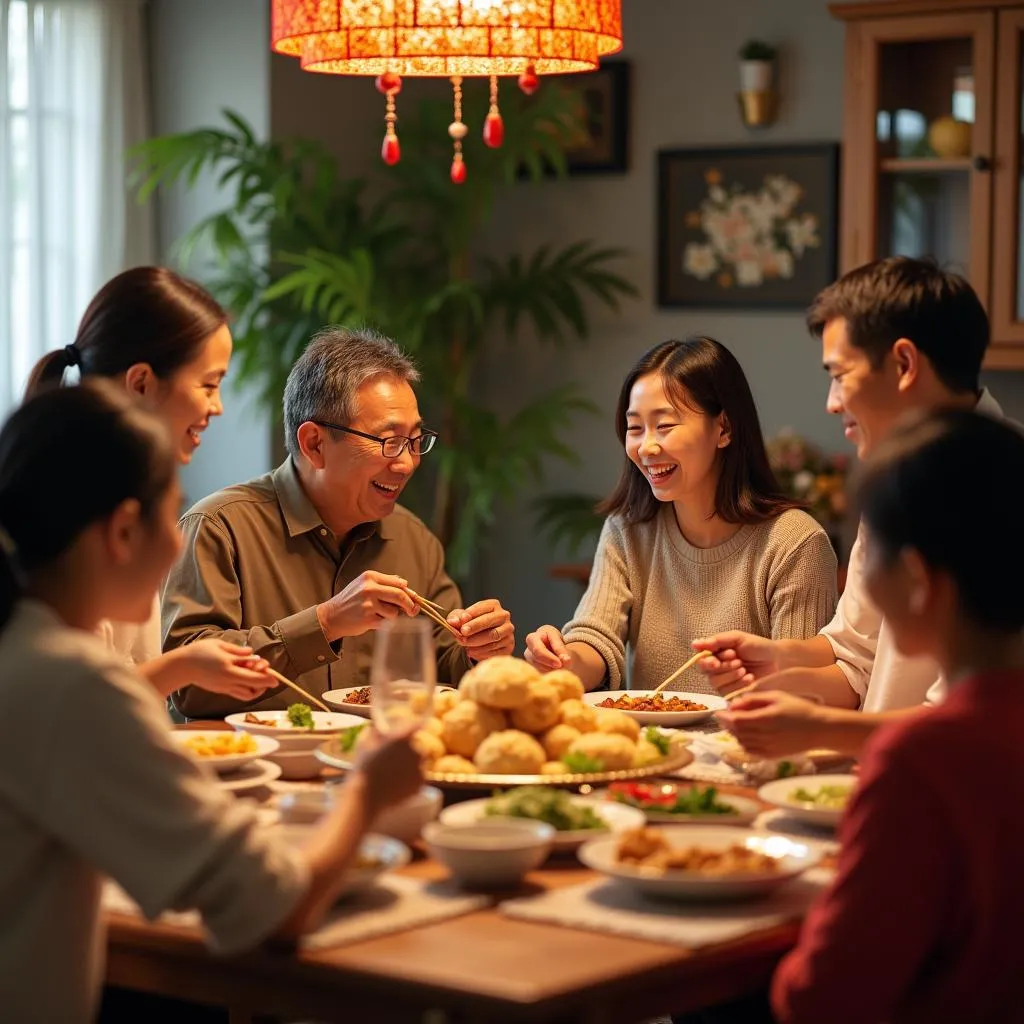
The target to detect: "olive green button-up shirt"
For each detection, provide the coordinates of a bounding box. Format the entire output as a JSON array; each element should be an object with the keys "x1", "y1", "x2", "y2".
[{"x1": 163, "y1": 459, "x2": 469, "y2": 719}]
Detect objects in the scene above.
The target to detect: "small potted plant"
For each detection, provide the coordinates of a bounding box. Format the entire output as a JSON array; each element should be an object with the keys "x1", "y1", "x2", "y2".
[{"x1": 739, "y1": 39, "x2": 777, "y2": 93}]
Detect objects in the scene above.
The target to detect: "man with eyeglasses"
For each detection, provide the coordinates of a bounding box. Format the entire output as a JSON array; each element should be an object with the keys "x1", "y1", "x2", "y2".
[{"x1": 163, "y1": 327, "x2": 515, "y2": 719}]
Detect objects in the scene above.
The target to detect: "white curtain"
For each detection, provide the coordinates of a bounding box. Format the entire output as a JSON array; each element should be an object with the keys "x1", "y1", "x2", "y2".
[{"x1": 0, "y1": 0, "x2": 153, "y2": 411}]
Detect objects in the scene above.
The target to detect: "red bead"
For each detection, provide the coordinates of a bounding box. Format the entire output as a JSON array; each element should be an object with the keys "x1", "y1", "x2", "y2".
[
  {"x1": 382, "y1": 133, "x2": 401, "y2": 165},
  {"x1": 375, "y1": 72, "x2": 402, "y2": 95},
  {"x1": 483, "y1": 112, "x2": 504, "y2": 148},
  {"x1": 450, "y1": 158, "x2": 467, "y2": 184},
  {"x1": 518, "y1": 66, "x2": 539, "y2": 95}
]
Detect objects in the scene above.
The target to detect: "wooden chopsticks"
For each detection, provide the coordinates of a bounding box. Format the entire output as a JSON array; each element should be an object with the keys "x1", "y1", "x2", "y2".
[
  {"x1": 406, "y1": 588, "x2": 466, "y2": 643},
  {"x1": 722, "y1": 680, "x2": 759, "y2": 703},
  {"x1": 652, "y1": 649, "x2": 712, "y2": 695},
  {"x1": 265, "y1": 666, "x2": 331, "y2": 712}
]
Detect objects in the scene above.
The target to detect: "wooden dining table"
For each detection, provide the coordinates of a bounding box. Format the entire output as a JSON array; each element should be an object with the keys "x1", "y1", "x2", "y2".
[{"x1": 103, "y1": 724, "x2": 811, "y2": 1024}]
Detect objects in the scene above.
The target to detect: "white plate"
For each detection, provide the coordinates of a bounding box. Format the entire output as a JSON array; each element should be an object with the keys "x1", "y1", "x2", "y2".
[
  {"x1": 578, "y1": 825, "x2": 822, "y2": 901},
  {"x1": 322, "y1": 687, "x2": 374, "y2": 719},
  {"x1": 600, "y1": 783, "x2": 761, "y2": 825},
  {"x1": 439, "y1": 796, "x2": 645, "y2": 851},
  {"x1": 226, "y1": 710, "x2": 366, "y2": 740},
  {"x1": 273, "y1": 827, "x2": 410, "y2": 894},
  {"x1": 758, "y1": 774, "x2": 858, "y2": 829},
  {"x1": 583, "y1": 690, "x2": 726, "y2": 726},
  {"x1": 216, "y1": 758, "x2": 282, "y2": 793},
  {"x1": 171, "y1": 730, "x2": 280, "y2": 773}
]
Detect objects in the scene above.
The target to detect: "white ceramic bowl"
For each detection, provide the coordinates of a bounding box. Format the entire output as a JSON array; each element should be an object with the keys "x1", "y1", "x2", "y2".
[
  {"x1": 757, "y1": 774, "x2": 858, "y2": 829},
  {"x1": 171, "y1": 731, "x2": 280, "y2": 773},
  {"x1": 578, "y1": 825, "x2": 822, "y2": 901},
  {"x1": 423, "y1": 819, "x2": 554, "y2": 887},
  {"x1": 583, "y1": 690, "x2": 727, "y2": 726},
  {"x1": 273, "y1": 826, "x2": 409, "y2": 894},
  {"x1": 439, "y1": 795, "x2": 645, "y2": 852},
  {"x1": 264, "y1": 747, "x2": 324, "y2": 780},
  {"x1": 372, "y1": 786, "x2": 444, "y2": 843},
  {"x1": 321, "y1": 687, "x2": 374, "y2": 719},
  {"x1": 226, "y1": 710, "x2": 365, "y2": 752}
]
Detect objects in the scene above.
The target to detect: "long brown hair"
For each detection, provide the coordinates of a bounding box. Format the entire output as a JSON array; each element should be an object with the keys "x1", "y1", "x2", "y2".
[
  {"x1": 599, "y1": 337, "x2": 800, "y2": 525},
  {"x1": 24, "y1": 266, "x2": 227, "y2": 399}
]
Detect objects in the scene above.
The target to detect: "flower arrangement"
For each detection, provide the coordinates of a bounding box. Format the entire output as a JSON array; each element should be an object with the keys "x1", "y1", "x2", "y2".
[
  {"x1": 766, "y1": 429, "x2": 849, "y2": 526},
  {"x1": 682, "y1": 169, "x2": 820, "y2": 289}
]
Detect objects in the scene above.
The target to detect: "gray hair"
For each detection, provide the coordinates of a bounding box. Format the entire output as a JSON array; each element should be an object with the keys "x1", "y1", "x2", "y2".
[{"x1": 283, "y1": 326, "x2": 420, "y2": 459}]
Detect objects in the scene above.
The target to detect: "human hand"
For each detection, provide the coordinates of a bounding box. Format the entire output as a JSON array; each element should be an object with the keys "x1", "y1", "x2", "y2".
[
  {"x1": 353, "y1": 727, "x2": 424, "y2": 816},
  {"x1": 447, "y1": 598, "x2": 515, "y2": 660},
  {"x1": 317, "y1": 571, "x2": 418, "y2": 641},
  {"x1": 523, "y1": 624, "x2": 570, "y2": 672},
  {"x1": 172, "y1": 639, "x2": 275, "y2": 701},
  {"x1": 716, "y1": 691, "x2": 827, "y2": 759},
  {"x1": 690, "y1": 631, "x2": 781, "y2": 693}
]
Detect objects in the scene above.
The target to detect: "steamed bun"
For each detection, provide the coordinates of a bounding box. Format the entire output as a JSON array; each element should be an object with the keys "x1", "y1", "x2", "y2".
[
  {"x1": 559, "y1": 698, "x2": 598, "y2": 733},
  {"x1": 632, "y1": 738, "x2": 664, "y2": 768},
  {"x1": 540, "y1": 760, "x2": 569, "y2": 776},
  {"x1": 412, "y1": 729, "x2": 446, "y2": 765},
  {"x1": 473, "y1": 729, "x2": 546, "y2": 775},
  {"x1": 596, "y1": 709, "x2": 640, "y2": 742},
  {"x1": 440, "y1": 700, "x2": 506, "y2": 758},
  {"x1": 541, "y1": 723, "x2": 581, "y2": 760},
  {"x1": 565, "y1": 731, "x2": 636, "y2": 771},
  {"x1": 421, "y1": 716, "x2": 445, "y2": 737},
  {"x1": 433, "y1": 688, "x2": 462, "y2": 717},
  {"x1": 544, "y1": 669, "x2": 585, "y2": 702},
  {"x1": 510, "y1": 679, "x2": 561, "y2": 734},
  {"x1": 433, "y1": 754, "x2": 478, "y2": 774},
  {"x1": 460, "y1": 656, "x2": 539, "y2": 710}
]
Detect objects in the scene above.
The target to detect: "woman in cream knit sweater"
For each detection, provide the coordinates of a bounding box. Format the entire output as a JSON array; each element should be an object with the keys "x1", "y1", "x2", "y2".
[{"x1": 525, "y1": 338, "x2": 838, "y2": 693}]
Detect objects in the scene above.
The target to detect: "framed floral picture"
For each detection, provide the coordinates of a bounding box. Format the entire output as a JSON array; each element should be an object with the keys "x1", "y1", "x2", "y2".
[{"x1": 657, "y1": 143, "x2": 839, "y2": 308}]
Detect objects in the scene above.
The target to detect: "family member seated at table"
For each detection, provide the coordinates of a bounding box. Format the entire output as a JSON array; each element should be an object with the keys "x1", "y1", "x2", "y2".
[
  {"x1": 698, "y1": 257, "x2": 1019, "y2": 756},
  {"x1": 0, "y1": 382, "x2": 422, "y2": 1022},
  {"x1": 773, "y1": 409, "x2": 1024, "y2": 1024},
  {"x1": 524, "y1": 337, "x2": 837, "y2": 693},
  {"x1": 24, "y1": 266, "x2": 275, "y2": 707},
  {"x1": 164, "y1": 327, "x2": 515, "y2": 719}
]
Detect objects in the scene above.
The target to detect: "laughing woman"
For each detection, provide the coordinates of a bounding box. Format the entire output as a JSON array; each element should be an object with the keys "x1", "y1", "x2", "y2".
[
  {"x1": 24, "y1": 266, "x2": 273, "y2": 705},
  {"x1": 525, "y1": 338, "x2": 838, "y2": 693}
]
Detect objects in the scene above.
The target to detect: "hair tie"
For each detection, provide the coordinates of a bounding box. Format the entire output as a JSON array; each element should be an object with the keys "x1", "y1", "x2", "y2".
[{"x1": 63, "y1": 344, "x2": 81, "y2": 368}]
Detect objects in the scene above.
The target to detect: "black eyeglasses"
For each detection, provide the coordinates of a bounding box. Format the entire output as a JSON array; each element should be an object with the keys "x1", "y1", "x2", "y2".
[{"x1": 313, "y1": 420, "x2": 438, "y2": 458}]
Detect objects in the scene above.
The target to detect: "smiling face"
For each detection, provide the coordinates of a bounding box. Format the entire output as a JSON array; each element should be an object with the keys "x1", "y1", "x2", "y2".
[
  {"x1": 146, "y1": 324, "x2": 232, "y2": 464},
  {"x1": 624, "y1": 372, "x2": 727, "y2": 504}
]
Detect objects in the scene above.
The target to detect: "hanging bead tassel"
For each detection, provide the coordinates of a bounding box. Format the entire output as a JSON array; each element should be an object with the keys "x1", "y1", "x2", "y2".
[
  {"x1": 449, "y1": 75, "x2": 467, "y2": 183},
  {"x1": 483, "y1": 75, "x2": 504, "y2": 148},
  {"x1": 518, "y1": 63, "x2": 540, "y2": 96},
  {"x1": 376, "y1": 72, "x2": 402, "y2": 165}
]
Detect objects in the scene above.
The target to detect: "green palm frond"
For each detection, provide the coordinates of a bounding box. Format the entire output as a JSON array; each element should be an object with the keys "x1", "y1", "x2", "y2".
[{"x1": 532, "y1": 492, "x2": 605, "y2": 556}]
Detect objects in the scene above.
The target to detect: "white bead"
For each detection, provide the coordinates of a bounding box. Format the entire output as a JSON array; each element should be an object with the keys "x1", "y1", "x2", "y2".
[{"x1": 447, "y1": 121, "x2": 468, "y2": 140}]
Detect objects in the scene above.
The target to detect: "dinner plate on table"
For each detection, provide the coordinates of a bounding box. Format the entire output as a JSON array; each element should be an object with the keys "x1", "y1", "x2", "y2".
[
  {"x1": 226, "y1": 711, "x2": 366, "y2": 753},
  {"x1": 583, "y1": 690, "x2": 726, "y2": 726},
  {"x1": 322, "y1": 687, "x2": 374, "y2": 719},
  {"x1": 601, "y1": 781, "x2": 761, "y2": 825},
  {"x1": 757, "y1": 774, "x2": 858, "y2": 829},
  {"x1": 439, "y1": 795, "x2": 645, "y2": 851},
  {"x1": 170, "y1": 730, "x2": 280, "y2": 773},
  {"x1": 216, "y1": 758, "x2": 282, "y2": 794}
]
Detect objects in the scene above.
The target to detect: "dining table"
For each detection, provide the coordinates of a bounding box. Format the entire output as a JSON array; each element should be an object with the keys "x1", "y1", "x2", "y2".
[{"x1": 103, "y1": 721, "x2": 819, "y2": 1024}]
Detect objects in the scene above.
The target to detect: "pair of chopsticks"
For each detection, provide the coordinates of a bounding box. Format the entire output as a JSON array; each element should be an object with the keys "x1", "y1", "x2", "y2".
[
  {"x1": 265, "y1": 666, "x2": 330, "y2": 712},
  {"x1": 406, "y1": 588, "x2": 465, "y2": 643},
  {"x1": 652, "y1": 649, "x2": 711, "y2": 695}
]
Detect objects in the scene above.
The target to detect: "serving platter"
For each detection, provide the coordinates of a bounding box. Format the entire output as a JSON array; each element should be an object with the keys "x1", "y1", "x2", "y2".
[{"x1": 316, "y1": 738, "x2": 694, "y2": 791}]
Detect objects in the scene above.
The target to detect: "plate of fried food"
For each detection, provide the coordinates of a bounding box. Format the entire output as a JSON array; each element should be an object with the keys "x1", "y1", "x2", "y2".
[
  {"x1": 582, "y1": 690, "x2": 727, "y2": 726},
  {"x1": 171, "y1": 730, "x2": 281, "y2": 773},
  {"x1": 316, "y1": 657, "x2": 694, "y2": 789},
  {"x1": 578, "y1": 825, "x2": 823, "y2": 900}
]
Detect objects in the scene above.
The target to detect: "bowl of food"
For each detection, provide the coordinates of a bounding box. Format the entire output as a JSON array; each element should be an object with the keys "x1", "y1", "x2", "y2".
[
  {"x1": 315, "y1": 659, "x2": 694, "y2": 789},
  {"x1": 423, "y1": 819, "x2": 554, "y2": 888},
  {"x1": 439, "y1": 786, "x2": 644, "y2": 852},
  {"x1": 274, "y1": 825, "x2": 410, "y2": 894},
  {"x1": 321, "y1": 686, "x2": 374, "y2": 719},
  {"x1": 582, "y1": 690, "x2": 726, "y2": 726},
  {"x1": 171, "y1": 730, "x2": 280, "y2": 774},
  {"x1": 227, "y1": 705, "x2": 365, "y2": 751},
  {"x1": 265, "y1": 747, "x2": 325, "y2": 780},
  {"x1": 372, "y1": 786, "x2": 444, "y2": 843},
  {"x1": 604, "y1": 781, "x2": 760, "y2": 825},
  {"x1": 757, "y1": 774, "x2": 857, "y2": 828},
  {"x1": 578, "y1": 825, "x2": 822, "y2": 900}
]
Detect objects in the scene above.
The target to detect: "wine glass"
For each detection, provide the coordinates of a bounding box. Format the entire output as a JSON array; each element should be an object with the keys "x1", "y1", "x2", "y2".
[{"x1": 370, "y1": 616, "x2": 437, "y2": 735}]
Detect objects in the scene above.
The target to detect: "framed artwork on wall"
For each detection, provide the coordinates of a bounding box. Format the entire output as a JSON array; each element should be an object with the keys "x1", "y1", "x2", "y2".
[
  {"x1": 657, "y1": 142, "x2": 839, "y2": 308},
  {"x1": 555, "y1": 60, "x2": 630, "y2": 174}
]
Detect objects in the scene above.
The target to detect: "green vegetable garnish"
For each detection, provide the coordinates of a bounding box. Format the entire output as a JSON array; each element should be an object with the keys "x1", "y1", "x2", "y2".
[
  {"x1": 610, "y1": 782, "x2": 737, "y2": 816},
  {"x1": 790, "y1": 784, "x2": 851, "y2": 809},
  {"x1": 560, "y1": 752, "x2": 606, "y2": 774},
  {"x1": 338, "y1": 723, "x2": 367, "y2": 753},
  {"x1": 643, "y1": 726, "x2": 671, "y2": 756},
  {"x1": 484, "y1": 787, "x2": 605, "y2": 832},
  {"x1": 286, "y1": 702, "x2": 315, "y2": 730},
  {"x1": 777, "y1": 760, "x2": 795, "y2": 778}
]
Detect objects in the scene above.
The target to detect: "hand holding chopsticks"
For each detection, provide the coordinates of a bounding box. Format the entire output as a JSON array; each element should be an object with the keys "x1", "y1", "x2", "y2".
[{"x1": 405, "y1": 587, "x2": 466, "y2": 643}]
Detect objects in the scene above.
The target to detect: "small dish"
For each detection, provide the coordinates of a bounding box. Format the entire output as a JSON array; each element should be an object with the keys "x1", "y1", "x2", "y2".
[
  {"x1": 321, "y1": 687, "x2": 374, "y2": 719},
  {"x1": 215, "y1": 758, "x2": 282, "y2": 794},
  {"x1": 758, "y1": 774, "x2": 858, "y2": 829},
  {"x1": 265, "y1": 747, "x2": 324, "y2": 780},
  {"x1": 582, "y1": 690, "x2": 726, "y2": 726},
  {"x1": 372, "y1": 786, "x2": 444, "y2": 843},
  {"x1": 171, "y1": 730, "x2": 280, "y2": 773},
  {"x1": 423, "y1": 820, "x2": 554, "y2": 887},
  {"x1": 226, "y1": 710, "x2": 365, "y2": 752}
]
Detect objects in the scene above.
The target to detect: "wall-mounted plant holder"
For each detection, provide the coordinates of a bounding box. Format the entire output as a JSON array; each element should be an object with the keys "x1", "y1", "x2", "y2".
[{"x1": 737, "y1": 40, "x2": 779, "y2": 129}]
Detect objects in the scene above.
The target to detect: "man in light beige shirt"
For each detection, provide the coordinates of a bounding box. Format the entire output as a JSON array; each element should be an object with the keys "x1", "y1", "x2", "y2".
[{"x1": 164, "y1": 327, "x2": 515, "y2": 719}]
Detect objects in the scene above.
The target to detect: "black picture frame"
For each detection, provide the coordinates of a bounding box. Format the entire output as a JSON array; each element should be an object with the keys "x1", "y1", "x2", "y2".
[
  {"x1": 553, "y1": 60, "x2": 630, "y2": 175},
  {"x1": 657, "y1": 143, "x2": 839, "y2": 308}
]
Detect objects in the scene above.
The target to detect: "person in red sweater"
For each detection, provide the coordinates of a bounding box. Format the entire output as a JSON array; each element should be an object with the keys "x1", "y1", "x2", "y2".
[{"x1": 772, "y1": 408, "x2": 1024, "y2": 1024}]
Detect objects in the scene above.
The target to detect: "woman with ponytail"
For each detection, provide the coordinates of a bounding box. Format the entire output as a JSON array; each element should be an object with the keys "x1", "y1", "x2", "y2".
[
  {"x1": 26, "y1": 266, "x2": 274, "y2": 704},
  {"x1": 0, "y1": 383, "x2": 422, "y2": 1021}
]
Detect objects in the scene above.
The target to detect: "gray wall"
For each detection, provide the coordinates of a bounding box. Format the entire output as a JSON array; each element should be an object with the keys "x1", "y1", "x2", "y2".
[{"x1": 148, "y1": 0, "x2": 273, "y2": 506}]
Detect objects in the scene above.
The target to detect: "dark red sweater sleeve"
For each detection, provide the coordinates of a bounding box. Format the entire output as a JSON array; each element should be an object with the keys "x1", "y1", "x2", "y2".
[{"x1": 771, "y1": 737, "x2": 954, "y2": 1023}]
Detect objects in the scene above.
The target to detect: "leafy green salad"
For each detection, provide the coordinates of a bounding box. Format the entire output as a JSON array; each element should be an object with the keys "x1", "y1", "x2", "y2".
[
  {"x1": 790, "y1": 784, "x2": 852, "y2": 810},
  {"x1": 484, "y1": 787, "x2": 606, "y2": 832}
]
